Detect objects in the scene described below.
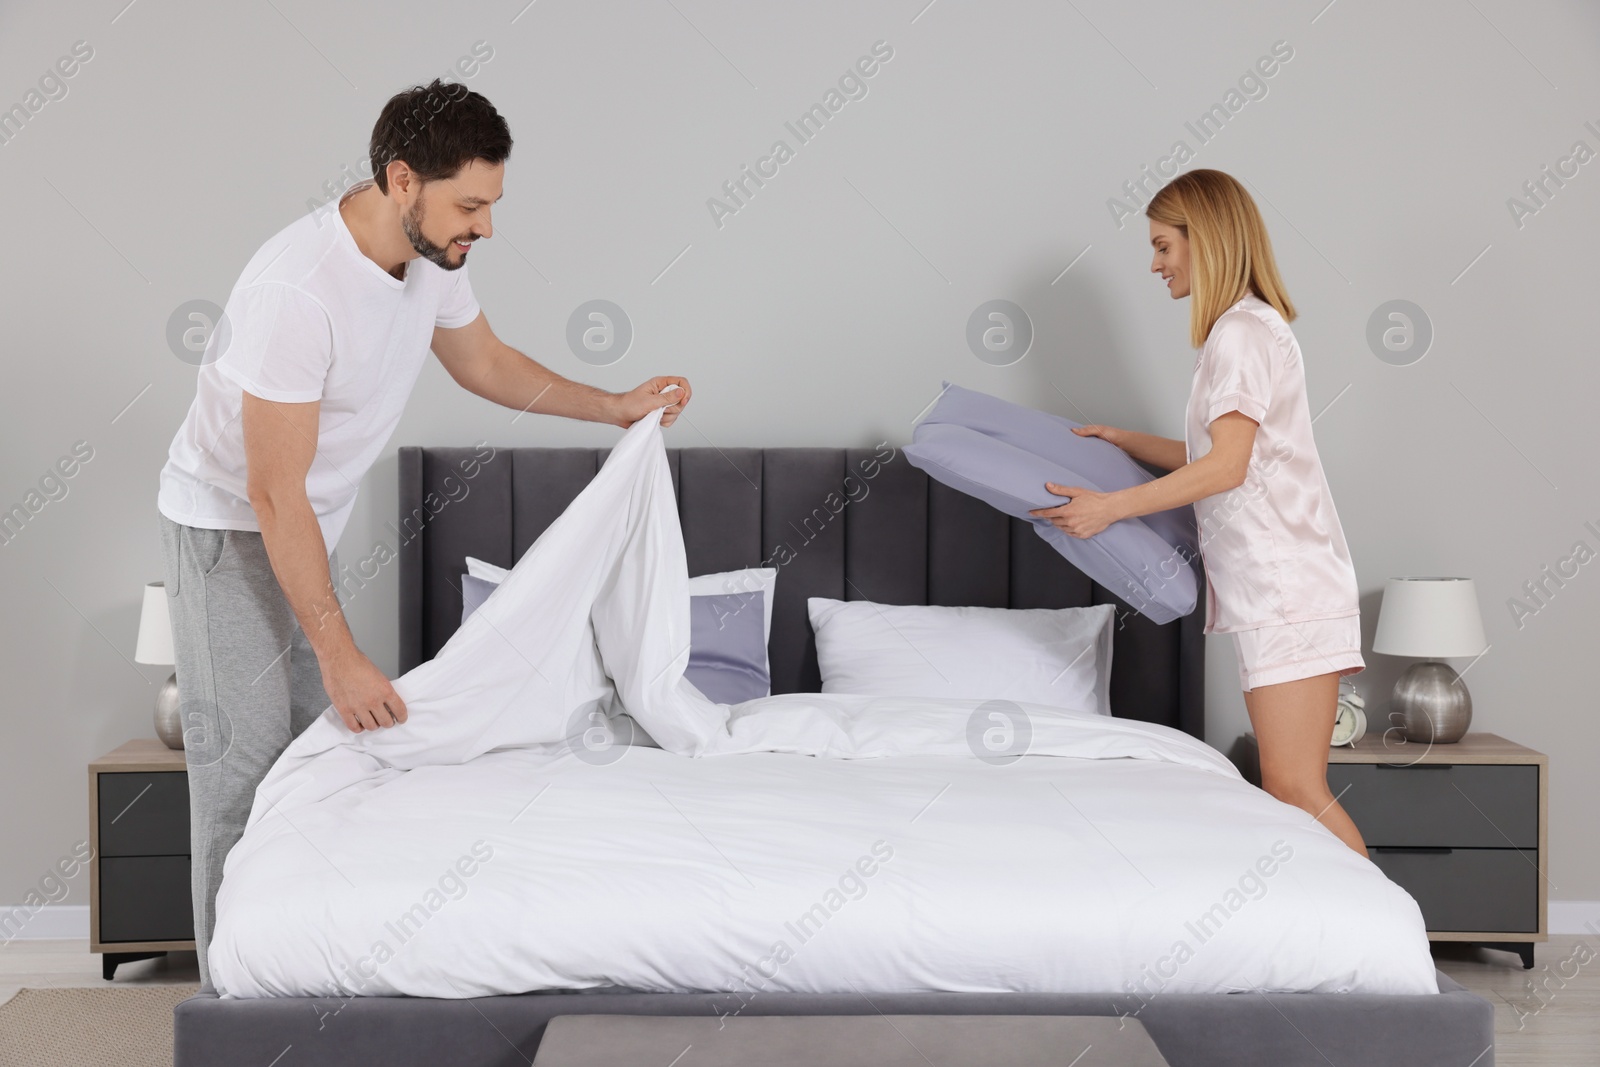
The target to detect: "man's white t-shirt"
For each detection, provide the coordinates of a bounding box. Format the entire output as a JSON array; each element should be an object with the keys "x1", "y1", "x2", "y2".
[{"x1": 158, "y1": 181, "x2": 481, "y2": 549}]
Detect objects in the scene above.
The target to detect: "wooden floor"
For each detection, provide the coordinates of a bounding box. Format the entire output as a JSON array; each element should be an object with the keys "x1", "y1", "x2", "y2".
[{"x1": 1, "y1": 938, "x2": 1594, "y2": 1064}]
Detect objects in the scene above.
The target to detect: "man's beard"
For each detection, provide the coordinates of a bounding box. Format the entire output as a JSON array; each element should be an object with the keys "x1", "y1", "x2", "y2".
[{"x1": 401, "y1": 196, "x2": 468, "y2": 272}]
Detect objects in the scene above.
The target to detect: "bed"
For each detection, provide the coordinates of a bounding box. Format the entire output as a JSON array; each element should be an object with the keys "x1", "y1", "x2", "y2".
[{"x1": 173, "y1": 432, "x2": 1494, "y2": 1066}]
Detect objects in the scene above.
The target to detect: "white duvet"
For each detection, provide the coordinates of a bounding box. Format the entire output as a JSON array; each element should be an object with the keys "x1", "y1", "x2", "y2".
[{"x1": 209, "y1": 410, "x2": 1438, "y2": 999}]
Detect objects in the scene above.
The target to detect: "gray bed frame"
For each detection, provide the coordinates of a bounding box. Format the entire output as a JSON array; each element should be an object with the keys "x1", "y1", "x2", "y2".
[{"x1": 173, "y1": 443, "x2": 1494, "y2": 1067}]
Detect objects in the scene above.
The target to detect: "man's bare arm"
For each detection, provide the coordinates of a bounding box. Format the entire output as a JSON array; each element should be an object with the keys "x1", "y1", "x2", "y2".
[
  {"x1": 240, "y1": 391, "x2": 405, "y2": 732},
  {"x1": 431, "y1": 311, "x2": 691, "y2": 427}
]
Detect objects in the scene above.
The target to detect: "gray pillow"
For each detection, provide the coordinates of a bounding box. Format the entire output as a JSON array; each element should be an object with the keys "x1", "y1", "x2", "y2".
[
  {"x1": 684, "y1": 591, "x2": 770, "y2": 705},
  {"x1": 461, "y1": 573, "x2": 498, "y2": 625},
  {"x1": 461, "y1": 577, "x2": 771, "y2": 705},
  {"x1": 905, "y1": 384, "x2": 1199, "y2": 625},
  {"x1": 917, "y1": 383, "x2": 1199, "y2": 558}
]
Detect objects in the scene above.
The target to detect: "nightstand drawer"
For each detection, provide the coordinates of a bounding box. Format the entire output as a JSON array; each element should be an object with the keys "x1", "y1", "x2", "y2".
[
  {"x1": 1368, "y1": 848, "x2": 1538, "y2": 933},
  {"x1": 98, "y1": 771, "x2": 190, "y2": 856},
  {"x1": 99, "y1": 856, "x2": 194, "y2": 942},
  {"x1": 1327, "y1": 763, "x2": 1536, "y2": 848}
]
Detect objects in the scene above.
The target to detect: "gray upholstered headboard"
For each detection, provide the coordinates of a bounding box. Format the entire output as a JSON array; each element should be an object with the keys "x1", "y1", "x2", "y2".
[{"x1": 397, "y1": 443, "x2": 1206, "y2": 739}]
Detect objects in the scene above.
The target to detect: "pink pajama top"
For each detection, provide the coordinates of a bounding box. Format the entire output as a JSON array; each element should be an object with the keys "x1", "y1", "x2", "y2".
[{"x1": 1184, "y1": 294, "x2": 1360, "y2": 635}]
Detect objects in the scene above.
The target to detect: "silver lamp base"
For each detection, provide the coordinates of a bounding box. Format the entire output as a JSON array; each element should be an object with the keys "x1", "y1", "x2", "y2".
[
  {"x1": 154, "y1": 672, "x2": 184, "y2": 749},
  {"x1": 1393, "y1": 660, "x2": 1472, "y2": 744}
]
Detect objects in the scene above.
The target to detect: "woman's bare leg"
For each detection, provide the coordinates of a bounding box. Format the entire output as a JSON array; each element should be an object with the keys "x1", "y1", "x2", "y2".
[{"x1": 1245, "y1": 672, "x2": 1368, "y2": 857}]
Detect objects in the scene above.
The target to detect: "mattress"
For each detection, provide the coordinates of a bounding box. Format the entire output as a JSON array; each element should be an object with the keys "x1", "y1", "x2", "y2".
[
  {"x1": 207, "y1": 409, "x2": 1437, "y2": 1001},
  {"x1": 211, "y1": 717, "x2": 1438, "y2": 999}
]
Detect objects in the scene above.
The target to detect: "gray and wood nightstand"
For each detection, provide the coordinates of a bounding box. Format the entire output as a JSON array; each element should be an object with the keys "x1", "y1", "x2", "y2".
[
  {"x1": 1241, "y1": 731, "x2": 1548, "y2": 968},
  {"x1": 89, "y1": 739, "x2": 195, "y2": 979}
]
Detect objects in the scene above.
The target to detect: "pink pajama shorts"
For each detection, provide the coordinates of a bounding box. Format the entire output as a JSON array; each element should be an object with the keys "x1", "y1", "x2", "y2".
[{"x1": 1231, "y1": 614, "x2": 1365, "y2": 693}]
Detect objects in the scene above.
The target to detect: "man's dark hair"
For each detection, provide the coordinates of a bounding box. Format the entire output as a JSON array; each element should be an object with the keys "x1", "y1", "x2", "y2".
[{"x1": 368, "y1": 78, "x2": 511, "y2": 194}]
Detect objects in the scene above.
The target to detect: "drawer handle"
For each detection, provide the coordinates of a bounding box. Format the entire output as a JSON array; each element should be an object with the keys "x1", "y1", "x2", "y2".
[
  {"x1": 1375, "y1": 763, "x2": 1453, "y2": 770},
  {"x1": 1372, "y1": 847, "x2": 1454, "y2": 854}
]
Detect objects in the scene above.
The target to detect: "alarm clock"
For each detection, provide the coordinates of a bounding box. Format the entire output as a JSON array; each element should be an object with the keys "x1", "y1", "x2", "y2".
[{"x1": 1331, "y1": 687, "x2": 1367, "y2": 747}]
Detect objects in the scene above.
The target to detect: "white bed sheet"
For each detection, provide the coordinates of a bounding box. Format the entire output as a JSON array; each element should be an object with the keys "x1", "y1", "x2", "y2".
[{"x1": 208, "y1": 410, "x2": 1438, "y2": 999}]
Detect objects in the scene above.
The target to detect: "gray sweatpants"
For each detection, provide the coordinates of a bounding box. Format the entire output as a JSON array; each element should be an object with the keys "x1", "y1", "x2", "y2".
[{"x1": 158, "y1": 514, "x2": 337, "y2": 991}]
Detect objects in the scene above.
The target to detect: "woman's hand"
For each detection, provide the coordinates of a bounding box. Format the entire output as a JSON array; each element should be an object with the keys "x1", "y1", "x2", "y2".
[
  {"x1": 1071, "y1": 424, "x2": 1124, "y2": 447},
  {"x1": 1029, "y1": 483, "x2": 1126, "y2": 539}
]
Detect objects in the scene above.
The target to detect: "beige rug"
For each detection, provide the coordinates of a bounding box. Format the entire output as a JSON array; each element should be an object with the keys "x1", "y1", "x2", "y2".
[{"x1": 0, "y1": 984, "x2": 199, "y2": 1067}]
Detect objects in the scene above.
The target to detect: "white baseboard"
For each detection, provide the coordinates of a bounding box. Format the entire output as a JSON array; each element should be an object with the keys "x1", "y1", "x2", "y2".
[
  {"x1": 5, "y1": 902, "x2": 1600, "y2": 943},
  {"x1": 0, "y1": 904, "x2": 88, "y2": 941}
]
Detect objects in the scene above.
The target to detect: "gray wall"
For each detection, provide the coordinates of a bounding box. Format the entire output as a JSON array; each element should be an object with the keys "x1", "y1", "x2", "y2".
[{"x1": 3, "y1": 0, "x2": 1597, "y2": 914}]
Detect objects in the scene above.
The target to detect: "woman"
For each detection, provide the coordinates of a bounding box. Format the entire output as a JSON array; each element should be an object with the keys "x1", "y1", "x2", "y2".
[{"x1": 1030, "y1": 169, "x2": 1368, "y2": 857}]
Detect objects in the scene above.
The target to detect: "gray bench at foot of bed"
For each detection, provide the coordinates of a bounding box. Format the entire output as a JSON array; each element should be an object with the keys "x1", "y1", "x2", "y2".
[{"x1": 173, "y1": 970, "x2": 1493, "y2": 1067}]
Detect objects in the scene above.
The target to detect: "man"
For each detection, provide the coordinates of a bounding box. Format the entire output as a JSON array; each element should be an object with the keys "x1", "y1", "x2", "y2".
[{"x1": 156, "y1": 79, "x2": 690, "y2": 990}]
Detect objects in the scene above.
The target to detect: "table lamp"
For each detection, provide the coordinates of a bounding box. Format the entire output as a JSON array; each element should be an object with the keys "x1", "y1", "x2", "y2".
[
  {"x1": 135, "y1": 581, "x2": 183, "y2": 749},
  {"x1": 1371, "y1": 577, "x2": 1488, "y2": 744}
]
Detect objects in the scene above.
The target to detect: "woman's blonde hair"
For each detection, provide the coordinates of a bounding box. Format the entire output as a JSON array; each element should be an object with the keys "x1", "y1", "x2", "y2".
[{"x1": 1146, "y1": 169, "x2": 1295, "y2": 348}]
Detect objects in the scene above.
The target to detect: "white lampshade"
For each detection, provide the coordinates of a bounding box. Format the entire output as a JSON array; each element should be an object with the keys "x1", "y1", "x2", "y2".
[
  {"x1": 135, "y1": 581, "x2": 175, "y2": 666},
  {"x1": 1372, "y1": 577, "x2": 1487, "y2": 659}
]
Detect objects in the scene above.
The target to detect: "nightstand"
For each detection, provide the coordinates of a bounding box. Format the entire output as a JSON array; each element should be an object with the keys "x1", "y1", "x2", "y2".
[
  {"x1": 1241, "y1": 731, "x2": 1547, "y2": 968},
  {"x1": 89, "y1": 739, "x2": 195, "y2": 979}
]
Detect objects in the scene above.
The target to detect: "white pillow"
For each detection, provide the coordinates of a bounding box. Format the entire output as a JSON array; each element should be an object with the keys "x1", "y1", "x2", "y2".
[
  {"x1": 465, "y1": 556, "x2": 510, "y2": 582},
  {"x1": 806, "y1": 598, "x2": 1114, "y2": 716},
  {"x1": 466, "y1": 558, "x2": 777, "y2": 644}
]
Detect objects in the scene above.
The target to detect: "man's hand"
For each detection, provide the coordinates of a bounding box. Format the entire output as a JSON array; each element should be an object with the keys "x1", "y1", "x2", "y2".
[
  {"x1": 1029, "y1": 483, "x2": 1127, "y2": 540},
  {"x1": 611, "y1": 376, "x2": 692, "y2": 428},
  {"x1": 319, "y1": 645, "x2": 408, "y2": 733}
]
